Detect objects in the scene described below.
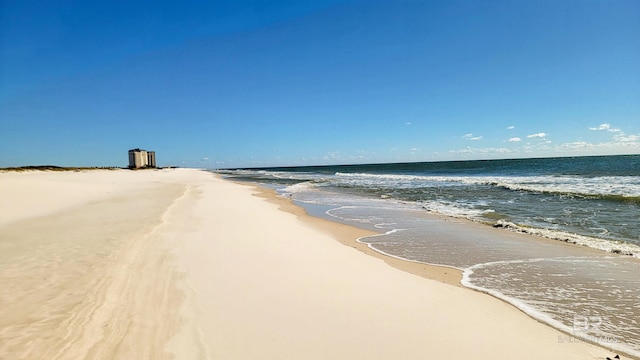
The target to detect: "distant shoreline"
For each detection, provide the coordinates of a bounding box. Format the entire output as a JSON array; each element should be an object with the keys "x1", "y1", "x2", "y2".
[{"x1": 0, "y1": 165, "x2": 181, "y2": 172}]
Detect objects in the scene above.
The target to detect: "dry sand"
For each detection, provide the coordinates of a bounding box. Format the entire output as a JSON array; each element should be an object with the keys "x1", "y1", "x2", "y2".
[
  {"x1": 0, "y1": 169, "x2": 617, "y2": 359},
  {"x1": 0, "y1": 169, "x2": 191, "y2": 359}
]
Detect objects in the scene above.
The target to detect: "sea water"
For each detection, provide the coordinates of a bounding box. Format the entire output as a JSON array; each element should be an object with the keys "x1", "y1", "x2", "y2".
[{"x1": 217, "y1": 155, "x2": 640, "y2": 357}]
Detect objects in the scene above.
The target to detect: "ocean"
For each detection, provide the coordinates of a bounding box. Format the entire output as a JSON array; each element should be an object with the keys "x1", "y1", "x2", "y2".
[{"x1": 217, "y1": 154, "x2": 640, "y2": 358}]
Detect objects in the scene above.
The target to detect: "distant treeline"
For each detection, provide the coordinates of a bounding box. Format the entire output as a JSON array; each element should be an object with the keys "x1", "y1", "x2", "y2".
[
  {"x1": 0, "y1": 165, "x2": 123, "y2": 172},
  {"x1": 0, "y1": 165, "x2": 181, "y2": 172}
]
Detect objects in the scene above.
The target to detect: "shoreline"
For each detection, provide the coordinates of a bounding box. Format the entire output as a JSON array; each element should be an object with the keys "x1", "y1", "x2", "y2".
[
  {"x1": 239, "y1": 178, "x2": 638, "y2": 360},
  {"x1": 250, "y1": 183, "x2": 464, "y2": 288},
  {"x1": 173, "y1": 173, "x2": 613, "y2": 359}
]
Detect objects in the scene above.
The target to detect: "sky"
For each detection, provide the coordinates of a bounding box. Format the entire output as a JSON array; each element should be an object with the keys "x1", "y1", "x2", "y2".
[{"x1": 1, "y1": 0, "x2": 639, "y2": 168}]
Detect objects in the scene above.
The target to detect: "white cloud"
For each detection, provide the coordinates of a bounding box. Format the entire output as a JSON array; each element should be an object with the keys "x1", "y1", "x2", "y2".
[
  {"x1": 614, "y1": 133, "x2": 640, "y2": 142},
  {"x1": 527, "y1": 132, "x2": 547, "y2": 138},
  {"x1": 557, "y1": 139, "x2": 640, "y2": 155},
  {"x1": 440, "y1": 121, "x2": 640, "y2": 161},
  {"x1": 589, "y1": 123, "x2": 622, "y2": 133},
  {"x1": 507, "y1": 125, "x2": 515, "y2": 130},
  {"x1": 463, "y1": 133, "x2": 483, "y2": 141},
  {"x1": 588, "y1": 123, "x2": 639, "y2": 142},
  {"x1": 449, "y1": 146, "x2": 512, "y2": 155},
  {"x1": 561, "y1": 141, "x2": 592, "y2": 150},
  {"x1": 448, "y1": 130, "x2": 640, "y2": 161},
  {"x1": 324, "y1": 152, "x2": 341, "y2": 160},
  {"x1": 405, "y1": 122, "x2": 412, "y2": 125}
]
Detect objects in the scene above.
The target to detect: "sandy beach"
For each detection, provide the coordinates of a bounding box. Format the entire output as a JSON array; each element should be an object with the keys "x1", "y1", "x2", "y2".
[{"x1": 0, "y1": 169, "x2": 616, "y2": 359}]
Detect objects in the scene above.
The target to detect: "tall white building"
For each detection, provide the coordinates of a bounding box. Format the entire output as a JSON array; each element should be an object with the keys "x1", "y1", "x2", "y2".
[{"x1": 128, "y1": 148, "x2": 156, "y2": 168}]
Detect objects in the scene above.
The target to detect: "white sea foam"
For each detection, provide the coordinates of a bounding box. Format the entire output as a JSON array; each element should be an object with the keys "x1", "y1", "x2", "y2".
[
  {"x1": 287, "y1": 172, "x2": 640, "y2": 258},
  {"x1": 421, "y1": 200, "x2": 494, "y2": 219},
  {"x1": 479, "y1": 175, "x2": 640, "y2": 199},
  {"x1": 233, "y1": 169, "x2": 640, "y2": 200},
  {"x1": 493, "y1": 220, "x2": 640, "y2": 258},
  {"x1": 462, "y1": 259, "x2": 640, "y2": 358},
  {"x1": 282, "y1": 181, "x2": 316, "y2": 194},
  {"x1": 334, "y1": 172, "x2": 640, "y2": 198},
  {"x1": 355, "y1": 231, "x2": 463, "y2": 272},
  {"x1": 462, "y1": 259, "x2": 571, "y2": 331}
]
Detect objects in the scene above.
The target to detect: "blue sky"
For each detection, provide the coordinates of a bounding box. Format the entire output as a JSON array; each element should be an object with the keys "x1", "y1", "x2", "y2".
[{"x1": 1, "y1": 0, "x2": 639, "y2": 168}]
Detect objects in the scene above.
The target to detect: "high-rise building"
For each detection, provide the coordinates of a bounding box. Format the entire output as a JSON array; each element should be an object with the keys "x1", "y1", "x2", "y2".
[
  {"x1": 146, "y1": 151, "x2": 156, "y2": 168},
  {"x1": 128, "y1": 148, "x2": 156, "y2": 168}
]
